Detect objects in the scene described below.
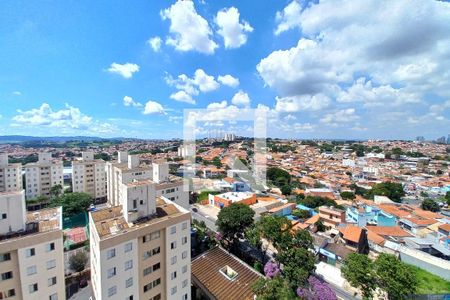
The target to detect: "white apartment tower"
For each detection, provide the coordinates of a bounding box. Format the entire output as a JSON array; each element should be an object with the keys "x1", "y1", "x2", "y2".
[
  {"x1": 24, "y1": 153, "x2": 63, "y2": 200},
  {"x1": 89, "y1": 194, "x2": 191, "y2": 300},
  {"x1": 106, "y1": 152, "x2": 189, "y2": 209},
  {"x1": 72, "y1": 151, "x2": 107, "y2": 202},
  {"x1": 1, "y1": 153, "x2": 65, "y2": 299},
  {"x1": 0, "y1": 154, "x2": 22, "y2": 193}
]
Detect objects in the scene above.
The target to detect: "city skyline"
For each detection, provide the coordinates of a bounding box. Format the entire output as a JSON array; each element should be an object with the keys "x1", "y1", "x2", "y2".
[{"x1": 1, "y1": 0, "x2": 450, "y2": 140}]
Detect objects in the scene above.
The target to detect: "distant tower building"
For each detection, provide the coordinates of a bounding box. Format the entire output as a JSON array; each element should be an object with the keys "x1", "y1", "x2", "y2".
[
  {"x1": 224, "y1": 133, "x2": 235, "y2": 142},
  {"x1": 447, "y1": 134, "x2": 450, "y2": 144},
  {"x1": 416, "y1": 136, "x2": 425, "y2": 142},
  {"x1": 437, "y1": 136, "x2": 446, "y2": 144},
  {"x1": 72, "y1": 151, "x2": 107, "y2": 203},
  {"x1": 177, "y1": 145, "x2": 195, "y2": 158}
]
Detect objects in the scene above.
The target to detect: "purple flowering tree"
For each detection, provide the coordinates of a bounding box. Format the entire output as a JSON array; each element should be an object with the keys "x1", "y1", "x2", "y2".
[
  {"x1": 263, "y1": 261, "x2": 280, "y2": 279},
  {"x1": 215, "y1": 232, "x2": 223, "y2": 241},
  {"x1": 296, "y1": 276, "x2": 337, "y2": 300}
]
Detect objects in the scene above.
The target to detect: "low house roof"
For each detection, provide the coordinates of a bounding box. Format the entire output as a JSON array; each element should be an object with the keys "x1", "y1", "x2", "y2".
[{"x1": 191, "y1": 247, "x2": 262, "y2": 300}]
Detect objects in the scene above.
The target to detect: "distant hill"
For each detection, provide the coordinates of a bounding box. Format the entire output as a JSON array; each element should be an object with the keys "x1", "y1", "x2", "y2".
[{"x1": 0, "y1": 135, "x2": 139, "y2": 144}]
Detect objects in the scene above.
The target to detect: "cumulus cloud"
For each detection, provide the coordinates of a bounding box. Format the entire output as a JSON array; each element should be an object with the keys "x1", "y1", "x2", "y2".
[
  {"x1": 274, "y1": 0, "x2": 302, "y2": 35},
  {"x1": 207, "y1": 100, "x2": 228, "y2": 110},
  {"x1": 123, "y1": 96, "x2": 143, "y2": 108},
  {"x1": 170, "y1": 90, "x2": 196, "y2": 105},
  {"x1": 259, "y1": 0, "x2": 450, "y2": 113},
  {"x1": 11, "y1": 103, "x2": 116, "y2": 135},
  {"x1": 161, "y1": 0, "x2": 217, "y2": 54},
  {"x1": 107, "y1": 63, "x2": 139, "y2": 79},
  {"x1": 320, "y1": 108, "x2": 359, "y2": 126},
  {"x1": 147, "y1": 36, "x2": 162, "y2": 52},
  {"x1": 143, "y1": 100, "x2": 166, "y2": 115},
  {"x1": 231, "y1": 90, "x2": 250, "y2": 107},
  {"x1": 215, "y1": 7, "x2": 253, "y2": 48},
  {"x1": 193, "y1": 69, "x2": 220, "y2": 92},
  {"x1": 217, "y1": 74, "x2": 239, "y2": 88},
  {"x1": 275, "y1": 94, "x2": 331, "y2": 112}
]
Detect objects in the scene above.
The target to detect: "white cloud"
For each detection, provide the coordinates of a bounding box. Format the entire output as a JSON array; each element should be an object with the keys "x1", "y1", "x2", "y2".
[
  {"x1": 215, "y1": 7, "x2": 253, "y2": 48},
  {"x1": 193, "y1": 69, "x2": 220, "y2": 92},
  {"x1": 259, "y1": 0, "x2": 450, "y2": 117},
  {"x1": 123, "y1": 96, "x2": 143, "y2": 108},
  {"x1": 217, "y1": 74, "x2": 239, "y2": 88},
  {"x1": 207, "y1": 100, "x2": 228, "y2": 109},
  {"x1": 231, "y1": 90, "x2": 250, "y2": 107},
  {"x1": 320, "y1": 108, "x2": 359, "y2": 126},
  {"x1": 107, "y1": 62, "x2": 139, "y2": 79},
  {"x1": 275, "y1": 94, "x2": 330, "y2": 112},
  {"x1": 275, "y1": 0, "x2": 302, "y2": 35},
  {"x1": 337, "y1": 78, "x2": 421, "y2": 106},
  {"x1": 13, "y1": 103, "x2": 93, "y2": 129},
  {"x1": 161, "y1": 0, "x2": 218, "y2": 54},
  {"x1": 170, "y1": 90, "x2": 196, "y2": 104},
  {"x1": 148, "y1": 36, "x2": 162, "y2": 52},
  {"x1": 143, "y1": 100, "x2": 166, "y2": 115},
  {"x1": 12, "y1": 91, "x2": 21, "y2": 96}
]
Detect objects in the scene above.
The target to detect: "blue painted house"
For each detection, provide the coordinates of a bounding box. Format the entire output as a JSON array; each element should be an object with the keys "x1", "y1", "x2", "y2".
[{"x1": 346, "y1": 205, "x2": 396, "y2": 227}]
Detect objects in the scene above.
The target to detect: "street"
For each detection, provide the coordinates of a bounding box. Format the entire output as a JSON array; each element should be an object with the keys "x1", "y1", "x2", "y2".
[{"x1": 190, "y1": 207, "x2": 217, "y2": 232}]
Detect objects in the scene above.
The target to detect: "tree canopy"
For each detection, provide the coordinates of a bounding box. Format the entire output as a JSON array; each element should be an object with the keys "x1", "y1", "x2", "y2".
[
  {"x1": 366, "y1": 182, "x2": 405, "y2": 202},
  {"x1": 421, "y1": 199, "x2": 440, "y2": 212},
  {"x1": 216, "y1": 203, "x2": 254, "y2": 247},
  {"x1": 50, "y1": 192, "x2": 93, "y2": 217}
]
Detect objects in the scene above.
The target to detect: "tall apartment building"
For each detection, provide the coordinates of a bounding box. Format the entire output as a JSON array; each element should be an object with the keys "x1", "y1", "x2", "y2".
[
  {"x1": 89, "y1": 194, "x2": 191, "y2": 300},
  {"x1": 106, "y1": 152, "x2": 189, "y2": 209},
  {"x1": 0, "y1": 154, "x2": 22, "y2": 193},
  {"x1": 24, "y1": 153, "x2": 63, "y2": 200},
  {"x1": 72, "y1": 151, "x2": 107, "y2": 202},
  {"x1": 0, "y1": 158, "x2": 65, "y2": 300}
]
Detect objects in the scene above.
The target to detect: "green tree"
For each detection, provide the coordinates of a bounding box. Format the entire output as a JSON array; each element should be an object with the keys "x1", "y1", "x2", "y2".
[
  {"x1": 69, "y1": 251, "x2": 88, "y2": 273},
  {"x1": 316, "y1": 219, "x2": 326, "y2": 232},
  {"x1": 257, "y1": 215, "x2": 293, "y2": 251},
  {"x1": 216, "y1": 203, "x2": 254, "y2": 248},
  {"x1": 342, "y1": 253, "x2": 377, "y2": 299},
  {"x1": 51, "y1": 192, "x2": 93, "y2": 217},
  {"x1": 340, "y1": 191, "x2": 356, "y2": 200},
  {"x1": 280, "y1": 185, "x2": 292, "y2": 195},
  {"x1": 267, "y1": 167, "x2": 291, "y2": 187},
  {"x1": 292, "y1": 209, "x2": 311, "y2": 219},
  {"x1": 252, "y1": 276, "x2": 296, "y2": 300},
  {"x1": 421, "y1": 199, "x2": 440, "y2": 212},
  {"x1": 212, "y1": 156, "x2": 223, "y2": 168},
  {"x1": 445, "y1": 191, "x2": 450, "y2": 205},
  {"x1": 50, "y1": 184, "x2": 63, "y2": 198},
  {"x1": 374, "y1": 253, "x2": 418, "y2": 300},
  {"x1": 366, "y1": 182, "x2": 405, "y2": 202}
]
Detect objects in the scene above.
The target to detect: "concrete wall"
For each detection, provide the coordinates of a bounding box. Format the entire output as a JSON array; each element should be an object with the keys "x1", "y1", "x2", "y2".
[{"x1": 399, "y1": 246, "x2": 450, "y2": 281}]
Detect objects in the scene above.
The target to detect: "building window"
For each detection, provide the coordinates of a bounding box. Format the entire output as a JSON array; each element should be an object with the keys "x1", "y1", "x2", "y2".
[
  {"x1": 170, "y1": 226, "x2": 176, "y2": 234},
  {"x1": 29, "y1": 283, "x2": 38, "y2": 293},
  {"x1": 0, "y1": 253, "x2": 11, "y2": 262},
  {"x1": 48, "y1": 276, "x2": 57, "y2": 286},
  {"x1": 182, "y1": 293, "x2": 188, "y2": 300},
  {"x1": 182, "y1": 236, "x2": 188, "y2": 245},
  {"x1": 124, "y1": 242, "x2": 132, "y2": 253},
  {"x1": 1, "y1": 271, "x2": 13, "y2": 280},
  {"x1": 143, "y1": 283, "x2": 152, "y2": 293},
  {"x1": 107, "y1": 267, "x2": 116, "y2": 278},
  {"x1": 46, "y1": 242, "x2": 55, "y2": 252},
  {"x1": 153, "y1": 294, "x2": 161, "y2": 300},
  {"x1": 108, "y1": 286, "x2": 117, "y2": 297},
  {"x1": 153, "y1": 246, "x2": 161, "y2": 255},
  {"x1": 125, "y1": 277, "x2": 133, "y2": 288},
  {"x1": 171, "y1": 241, "x2": 176, "y2": 249},
  {"x1": 143, "y1": 266, "x2": 152, "y2": 276},
  {"x1": 126, "y1": 296, "x2": 133, "y2": 300},
  {"x1": 6, "y1": 289, "x2": 15, "y2": 297},
  {"x1": 151, "y1": 231, "x2": 160, "y2": 240},
  {"x1": 26, "y1": 248, "x2": 35, "y2": 257},
  {"x1": 153, "y1": 262, "x2": 161, "y2": 271},
  {"x1": 1, "y1": 213, "x2": 6, "y2": 220},
  {"x1": 182, "y1": 279, "x2": 188, "y2": 288},
  {"x1": 46, "y1": 259, "x2": 56, "y2": 270},
  {"x1": 171, "y1": 286, "x2": 177, "y2": 295},
  {"x1": 182, "y1": 265, "x2": 188, "y2": 274},
  {"x1": 171, "y1": 271, "x2": 177, "y2": 280},
  {"x1": 153, "y1": 278, "x2": 161, "y2": 287},
  {"x1": 182, "y1": 251, "x2": 188, "y2": 259},
  {"x1": 171, "y1": 256, "x2": 177, "y2": 265},
  {"x1": 124, "y1": 260, "x2": 133, "y2": 271},
  {"x1": 107, "y1": 248, "x2": 116, "y2": 259},
  {"x1": 27, "y1": 265, "x2": 37, "y2": 275},
  {"x1": 49, "y1": 293, "x2": 58, "y2": 300}
]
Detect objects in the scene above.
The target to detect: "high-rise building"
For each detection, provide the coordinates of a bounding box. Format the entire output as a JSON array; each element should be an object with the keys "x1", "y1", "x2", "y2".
[
  {"x1": 72, "y1": 151, "x2": 107, "y2": 203},
  {"x1": 415, "y1": 136, "x2": 425, "y2": 142},
  {"x1": 224, "y1": 133, "x2": 235, "y2": 142},
  {"x1": 1, "y1": 153, "x2": 65, "y2": 300},
  {"x1": 106, "y1": 152, "x2": 189, "y2": 209},
  {"x1": 447, "y1": 134, "x2": 450, "y2": 145},
  {"x1": 0, "y1": 154, "x2": 22, "y2": 193},
  {"x1": 89, "y1": 195, "x2": 191, "y2": 300},
  {"x1": 177, "y1": 145, "x2": 195, "y2": 158},
  {"x1": 24, "y1": 153, "x2": 63, "y2": 200},
  {"x1": 437, "y1": 136, "x2": 446, "y2": 144}
]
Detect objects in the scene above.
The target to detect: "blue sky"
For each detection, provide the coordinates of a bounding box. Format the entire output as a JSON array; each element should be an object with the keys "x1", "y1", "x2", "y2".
[{"x1": 1, "y1": 0, "x2": 449, "y2": 140}]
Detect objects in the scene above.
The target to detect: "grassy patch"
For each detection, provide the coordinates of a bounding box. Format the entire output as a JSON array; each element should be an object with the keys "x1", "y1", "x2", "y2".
[{"x1": 411, "y1": 265, "x2": 450, "y2": 294}]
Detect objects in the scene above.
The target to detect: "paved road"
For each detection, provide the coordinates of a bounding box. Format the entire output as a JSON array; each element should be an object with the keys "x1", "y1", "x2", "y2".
[
  {"x1": 190, "y1": 208, "x2": 217, "y2": 232},
  {"x1": 327, "y1": 282, "x2": 360, "y2": 300}
]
